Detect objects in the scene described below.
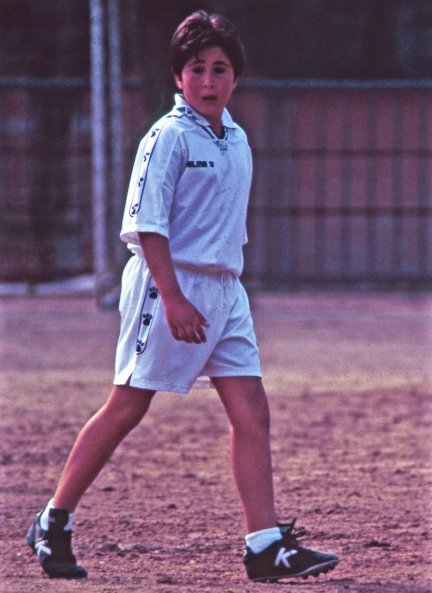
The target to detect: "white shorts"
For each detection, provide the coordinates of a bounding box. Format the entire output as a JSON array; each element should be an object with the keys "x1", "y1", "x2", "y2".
[{"x1": 113, "y1": 256, "x2": 262, "y2": 394}]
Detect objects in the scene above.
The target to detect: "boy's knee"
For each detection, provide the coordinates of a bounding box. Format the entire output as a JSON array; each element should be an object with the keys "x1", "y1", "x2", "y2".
[
  {"x1": 251, "y1": 399, "x2": 271, "y2": 433},
  {"x1": 233, "y1": 384, "x2": 271, "y2": 435},
  {"x1": 215, "y1": 376, "x2": 271, "y2": 434},
  {"x1": 233, "y1": 406, "x2": 270, "y2": 439},
  {"x1": 103, "y1": 386, "x2": 155, "y2": 433}
]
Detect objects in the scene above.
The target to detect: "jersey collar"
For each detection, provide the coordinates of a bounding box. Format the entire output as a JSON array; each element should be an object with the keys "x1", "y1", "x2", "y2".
[{"x1": 173, "y1": 93, "x2": 238, "y2": 131}]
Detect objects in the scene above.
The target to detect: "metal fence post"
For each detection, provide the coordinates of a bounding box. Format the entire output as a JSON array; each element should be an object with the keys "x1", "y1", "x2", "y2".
[
  {"x1": 108, "y1": 0, "x2": 125, "y2": 273},
  {"x1": 90, "y1": 0, "x2": 109, "y2": 302}
]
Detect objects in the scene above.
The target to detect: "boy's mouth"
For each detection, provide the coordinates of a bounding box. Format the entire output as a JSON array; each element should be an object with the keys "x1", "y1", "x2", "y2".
[{"x1": 202, "y1": 95, "x2": 217, "y2": 102}]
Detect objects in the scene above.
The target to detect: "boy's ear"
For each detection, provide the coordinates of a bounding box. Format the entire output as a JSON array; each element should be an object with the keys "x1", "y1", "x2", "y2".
[{"x1": 174, "y1": 74, "x2": 183, "y2": 91}]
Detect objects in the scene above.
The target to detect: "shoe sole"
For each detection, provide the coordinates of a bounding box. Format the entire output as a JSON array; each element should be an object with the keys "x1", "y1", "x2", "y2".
[
  {"x1": 26, "y1": 519, "x2": 37, "y2": 552},
  {"x1": 250, "y1": 559, "x2": 339, "y2": 583}
]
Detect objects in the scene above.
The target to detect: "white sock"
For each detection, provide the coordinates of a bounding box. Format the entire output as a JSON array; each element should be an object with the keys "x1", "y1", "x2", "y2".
[
  {"x1": 40, "y1": 498, "x2": 74, "y2": 531},
  {"x1": 40, "y1": 498, "x2": 55, "y2": 530},
  {"x1": 245, "y1": 527, "x2": 282, "y2": 553}
]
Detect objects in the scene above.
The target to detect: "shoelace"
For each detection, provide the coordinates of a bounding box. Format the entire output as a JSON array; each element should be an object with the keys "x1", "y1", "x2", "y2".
[{"x1": 277, "y1": 518, "x2": 307, "y2": 545}]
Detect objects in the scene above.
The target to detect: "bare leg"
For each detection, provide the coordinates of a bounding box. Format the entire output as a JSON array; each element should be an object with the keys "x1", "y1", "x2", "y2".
[
  {"x1": 211, "y1": 376, "x2": 276, "y2": 533},
  {"x1": 53, "y1": 385, "x2": 155, "y2": 511}
]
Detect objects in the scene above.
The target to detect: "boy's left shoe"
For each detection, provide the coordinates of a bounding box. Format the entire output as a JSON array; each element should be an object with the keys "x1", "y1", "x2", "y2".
[
  {"x1": 26, "y1": 508, "x2": 87, "y2": 579},
  {"x1": 243, "y1": 519, "x2": 339, "y2": 583}
]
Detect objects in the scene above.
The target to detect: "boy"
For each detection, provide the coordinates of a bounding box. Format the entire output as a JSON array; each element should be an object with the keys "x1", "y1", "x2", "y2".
[{"x1": 26, "y1": 11, "x2": 339, "y2": 583}]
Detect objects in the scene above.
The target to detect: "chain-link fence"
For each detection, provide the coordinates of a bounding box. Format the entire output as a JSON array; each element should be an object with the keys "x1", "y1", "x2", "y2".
[
  {"x1": 231, "y1": 80, "x2": 432, "y2": 289},
  {"x1": 1, "y1": 78, "x2": 431, "y2": 289}
]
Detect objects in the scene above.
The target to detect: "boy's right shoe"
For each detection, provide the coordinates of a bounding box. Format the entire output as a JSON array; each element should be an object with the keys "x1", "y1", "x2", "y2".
[
  {"x1": 26, "y1": 508, "x2": 87, "y2": 579},
  {"x1": 243, "y1": 519, "x2": 339, "y2": 583}
]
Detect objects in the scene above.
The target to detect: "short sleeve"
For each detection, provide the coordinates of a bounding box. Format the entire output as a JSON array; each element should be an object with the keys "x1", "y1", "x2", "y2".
[{"x1": 120, "y1": 121, "x2": 184, "y2": 245}]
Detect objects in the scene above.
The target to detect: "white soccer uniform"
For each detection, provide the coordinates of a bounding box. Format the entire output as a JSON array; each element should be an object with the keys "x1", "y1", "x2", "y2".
[{"x1": 114, "y1": 94, "x2": 261, "y2": 394}]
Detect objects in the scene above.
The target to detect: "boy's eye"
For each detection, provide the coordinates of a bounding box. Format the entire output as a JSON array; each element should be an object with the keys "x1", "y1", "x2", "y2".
[{"x1": 189, "y1": 65, "x2": 229, "y2": 75}]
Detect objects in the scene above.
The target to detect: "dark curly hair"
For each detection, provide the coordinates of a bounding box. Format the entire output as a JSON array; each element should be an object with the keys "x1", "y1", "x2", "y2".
[{"x1": 170, "y1": 10, "x2": 246, "y2": 80}]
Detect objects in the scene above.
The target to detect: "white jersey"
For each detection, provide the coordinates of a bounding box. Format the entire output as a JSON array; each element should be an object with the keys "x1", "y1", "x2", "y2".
[{"x1": 120, "y1": 94, "x2": 252, "y2": 277}]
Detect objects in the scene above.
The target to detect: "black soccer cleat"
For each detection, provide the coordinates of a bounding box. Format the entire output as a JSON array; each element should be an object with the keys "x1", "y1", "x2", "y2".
[
  {"x1": 243, "y1": 518, "x2": 339, "y2": 583},
  {"x1": 26, "y1": 508, "x2": 87, "y2": 579}
]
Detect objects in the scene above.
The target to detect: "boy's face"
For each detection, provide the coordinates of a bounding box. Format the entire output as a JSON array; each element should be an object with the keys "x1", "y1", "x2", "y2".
[{"x1": 174, "y1": 46, "x2": 237, "y2": 133}]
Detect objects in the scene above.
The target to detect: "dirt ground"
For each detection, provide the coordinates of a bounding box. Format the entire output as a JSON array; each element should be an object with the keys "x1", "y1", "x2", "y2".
[{"x1": 0, "y1": 291, "x2": 431, "y2": 593}]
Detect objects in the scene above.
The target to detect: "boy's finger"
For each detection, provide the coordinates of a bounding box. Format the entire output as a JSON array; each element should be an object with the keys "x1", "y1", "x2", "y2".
[
  {"x1": 197, "y1": 329, "x2": 207, "y2": 343},
  {"x1": 196, "y1": 310, "x2": 209, "y2": 327},
  {"x1": 192, "y1": 324, "x2": 207, "y2": 343}
]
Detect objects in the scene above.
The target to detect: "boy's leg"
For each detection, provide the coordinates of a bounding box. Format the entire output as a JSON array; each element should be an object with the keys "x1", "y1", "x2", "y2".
[
  {"x1": 54, "y1": 384, "x2": 155, "y2": 511},
  {"x1": 27, "y1": 384, "x2": 155, "y2": 579},
  {"x1": 211, "y1": 376, "x2": 276, "y2": 533},
  {"x1": 212, "y1": 376, "x2": 340, "y2": 582}
]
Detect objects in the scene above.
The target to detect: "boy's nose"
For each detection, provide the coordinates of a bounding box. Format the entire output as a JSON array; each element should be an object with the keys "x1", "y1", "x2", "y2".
[{"x1": 203, "y1": 72, "x2": 215, "y2": 87}]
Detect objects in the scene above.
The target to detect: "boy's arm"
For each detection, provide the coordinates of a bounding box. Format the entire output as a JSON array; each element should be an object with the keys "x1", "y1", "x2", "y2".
[{"x1": 138, "y1": 232, "x2": 209, "y2": 344}]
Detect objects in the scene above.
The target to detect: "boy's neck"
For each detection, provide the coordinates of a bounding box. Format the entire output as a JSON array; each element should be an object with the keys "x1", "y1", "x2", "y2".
[
  {"x1": 211, "y1": 123, "x2": 224, "y2": 138},
  {"x1": 179, "y1": 95, "x2": 224, "y2": 138},
  {"x1": 200, "y1": 113, "x2": 223, "y2": 137}
]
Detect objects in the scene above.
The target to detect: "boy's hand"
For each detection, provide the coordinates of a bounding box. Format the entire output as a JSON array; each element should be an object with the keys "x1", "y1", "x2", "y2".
[
  {"x1": 163, "y1": 295, "x2": 209, "y2": 344},
  {"x1": 137, "y1": 233, "x2": 209, "y2": 344}
]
